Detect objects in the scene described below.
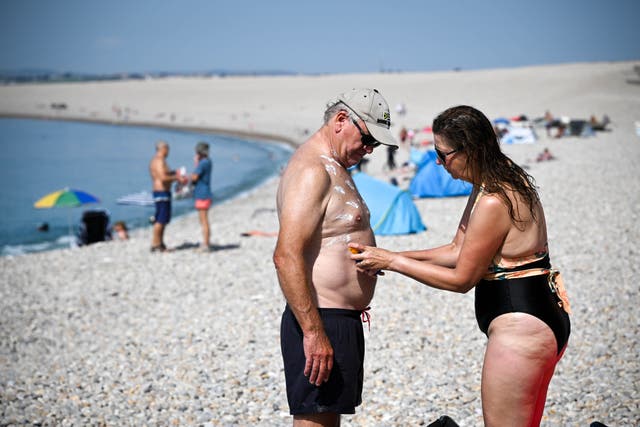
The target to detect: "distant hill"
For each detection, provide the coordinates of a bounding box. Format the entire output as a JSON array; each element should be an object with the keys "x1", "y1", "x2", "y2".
[{"x1": 0, "y1": 69, "x2": 298, "y2": 84}]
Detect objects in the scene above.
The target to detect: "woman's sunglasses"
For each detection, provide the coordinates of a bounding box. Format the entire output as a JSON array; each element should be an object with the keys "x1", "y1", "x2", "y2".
[
  {"x1": 352, "y1": 119, "x2": 381, "y2": 148},
  {"x1": 435, "y1": 146, "x2": 458, "y2": 164}
]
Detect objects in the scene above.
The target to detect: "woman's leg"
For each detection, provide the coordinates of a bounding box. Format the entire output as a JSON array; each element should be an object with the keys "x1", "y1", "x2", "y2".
[
  {"x1": 531, "y1": 345, "x2": 566, "y2": 424},
  {"x1": 198, "y1": 209, "x2": 210, "y2": 247},
  {"x1": 481, "y1": 314, "x2": 559, "y2": 427}
]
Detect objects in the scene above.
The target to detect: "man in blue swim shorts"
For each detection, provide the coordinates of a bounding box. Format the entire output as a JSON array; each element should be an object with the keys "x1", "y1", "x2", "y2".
[
  {"x1": 153, "y1": 191, "x2": 171, "y2": 224},
  {"x1": 273, "y1": 89, "x2": 399, "y2": 425},
  {"x1": 149, "y1": 140, "x2": 186, "y2": 252}
]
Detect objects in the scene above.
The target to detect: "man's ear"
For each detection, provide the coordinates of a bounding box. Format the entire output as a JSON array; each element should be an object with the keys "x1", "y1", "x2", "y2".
[{"x1": 334, "y1": 110, "x2": 349, "y2": 133}]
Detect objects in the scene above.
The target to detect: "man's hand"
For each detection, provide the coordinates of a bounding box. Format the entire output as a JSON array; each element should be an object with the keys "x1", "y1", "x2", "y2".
[{"x1": 303, "y1": 331, "x2": 334, "y2": 386}]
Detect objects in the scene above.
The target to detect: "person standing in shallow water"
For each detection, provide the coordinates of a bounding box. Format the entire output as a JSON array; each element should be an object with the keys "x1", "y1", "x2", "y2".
[
  {"x1": 273, "y1": 88, "x2": 398, "y2": 426},
  {"x1": 190, "y1": 141, "x2": 213, "y2": 251},
  {"x1": 149, "y1": 140, "x2": 187, "y2": 252},
  {"x1": 351, "y1": 105, "x2": 571, "y2": 427}
]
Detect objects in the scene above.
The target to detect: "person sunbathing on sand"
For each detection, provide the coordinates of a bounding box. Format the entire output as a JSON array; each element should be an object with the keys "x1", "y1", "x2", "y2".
[{"x1": 536, "y1": 147, "x2": 555, "y2": 162}]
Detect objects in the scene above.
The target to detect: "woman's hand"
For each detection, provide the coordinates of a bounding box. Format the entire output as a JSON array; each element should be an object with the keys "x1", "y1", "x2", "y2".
[{"x1": 348, "y1": 243, "x2": 395, "y2": 276}]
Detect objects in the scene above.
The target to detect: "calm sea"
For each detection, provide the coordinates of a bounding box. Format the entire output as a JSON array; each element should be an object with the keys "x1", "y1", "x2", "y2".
[{"x1": 0, "y1": 118, "x2": 292, "y2": 256}]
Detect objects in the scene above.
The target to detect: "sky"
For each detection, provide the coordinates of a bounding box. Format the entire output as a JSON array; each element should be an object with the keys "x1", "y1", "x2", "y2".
[{"x1": 1, "y1": 0, "x2": 638, "y2": 75}]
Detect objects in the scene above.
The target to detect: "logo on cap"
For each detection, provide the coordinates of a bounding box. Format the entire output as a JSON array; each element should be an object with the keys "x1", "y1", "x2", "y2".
[{"x1": 378, "y1": 111, "x2": 391, "y2": 127}]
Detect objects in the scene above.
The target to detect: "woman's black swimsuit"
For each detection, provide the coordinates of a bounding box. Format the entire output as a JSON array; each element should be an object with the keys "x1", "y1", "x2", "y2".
[{"x1": 475, "y1": 255, "x2": 570, "y2": 355}]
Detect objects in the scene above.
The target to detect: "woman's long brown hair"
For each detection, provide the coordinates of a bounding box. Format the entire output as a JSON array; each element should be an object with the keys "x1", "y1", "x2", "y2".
[{"x1": 432, "y1": 105, "x2": 540, "y2": 224}]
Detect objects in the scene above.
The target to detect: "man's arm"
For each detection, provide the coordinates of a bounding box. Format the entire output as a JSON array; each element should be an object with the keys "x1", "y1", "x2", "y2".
[
  {"x1": 151, "y1": 158, "x2": 178, "y2": 184},
  {"x1": 160, "y1": 164, "x2": 178, "y2": 184},
  {"x1": 273, "y1": 165, "x2": 333, "y2": 386}
]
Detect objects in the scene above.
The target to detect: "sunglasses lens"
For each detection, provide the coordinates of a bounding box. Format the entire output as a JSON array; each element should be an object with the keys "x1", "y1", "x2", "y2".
[
  {"x1": 353, "y1": 119, "x2": 380, "y2": 147},
  {"x1": 363, "y1": 135, "x2": 380, "y2": 147},
  {"x1": 435, "y1": 147, "x2": 458, "y2": 163}
]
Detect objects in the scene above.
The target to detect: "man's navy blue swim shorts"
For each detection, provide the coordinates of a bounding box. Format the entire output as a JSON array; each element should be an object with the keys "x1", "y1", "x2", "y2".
[
  {"x1": 280, "y1": 305, "x2": 365, "y2": 415},
  {"x1": 153, "y1": 191, "x2": 171, "y2": 225}
]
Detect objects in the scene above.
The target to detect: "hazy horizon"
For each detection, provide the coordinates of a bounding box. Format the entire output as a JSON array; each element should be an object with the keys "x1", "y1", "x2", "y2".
[{"x1": 1, "y1": 0, "x2": 638, "y2": 76}]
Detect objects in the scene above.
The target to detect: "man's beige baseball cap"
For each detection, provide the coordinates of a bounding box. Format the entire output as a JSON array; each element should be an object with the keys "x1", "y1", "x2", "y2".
[{"x1": 337, "y1": 88, "x2": 399, "y2": 150}]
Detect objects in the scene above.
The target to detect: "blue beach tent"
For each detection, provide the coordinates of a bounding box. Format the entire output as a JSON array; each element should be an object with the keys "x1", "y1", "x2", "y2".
[
  {"x1": 352, "y1": 172, "x2": 426, "y2": 235},
  {"x1": 409, "y1": 150, "x2": 473, "y2": 198},
  {"x1": 409, "y1": 147, "x2": 426, "y2": 165}
]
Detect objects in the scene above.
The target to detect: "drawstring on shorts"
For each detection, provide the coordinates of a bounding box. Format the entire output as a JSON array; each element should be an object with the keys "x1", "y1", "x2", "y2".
[{"x1": 361, "y1": 306, "x2": 371, "y2": 331}]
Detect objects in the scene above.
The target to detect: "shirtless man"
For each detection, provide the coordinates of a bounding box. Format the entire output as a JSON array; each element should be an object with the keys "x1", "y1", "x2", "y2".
[
  {"x1": 149, "y1": 140, "x2": 185, "y2": 252},
  {"x1": 273, "y1": 89, "x2": 398, "y2": 426}
]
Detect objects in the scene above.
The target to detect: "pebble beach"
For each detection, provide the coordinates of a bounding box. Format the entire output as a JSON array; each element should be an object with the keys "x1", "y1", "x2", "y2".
[{"x1": 1, "y1": 62, "x2": 639, "y2": 426}]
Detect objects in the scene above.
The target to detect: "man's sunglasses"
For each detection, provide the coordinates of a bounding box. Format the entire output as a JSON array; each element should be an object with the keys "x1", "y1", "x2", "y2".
[
  {"x1": 352, "y1": 119, "x2": 381, "y2": 148},
  {"x1": 435, "y1": 146, "x2": 458, "y2": 164}
]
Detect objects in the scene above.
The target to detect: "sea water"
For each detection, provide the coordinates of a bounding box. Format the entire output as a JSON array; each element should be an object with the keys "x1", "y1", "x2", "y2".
[{"x1": 0, "y1": 118, "x2": 292, "y2": 256}]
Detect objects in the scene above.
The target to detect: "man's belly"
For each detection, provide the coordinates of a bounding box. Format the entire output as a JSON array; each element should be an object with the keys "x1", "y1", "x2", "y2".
[
  {"x1": 310, "y1": 239, "x2": 376, "y2": 310},
  {"x1": 152, "y1": 183, "x2": 172, "y2": 192}
]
